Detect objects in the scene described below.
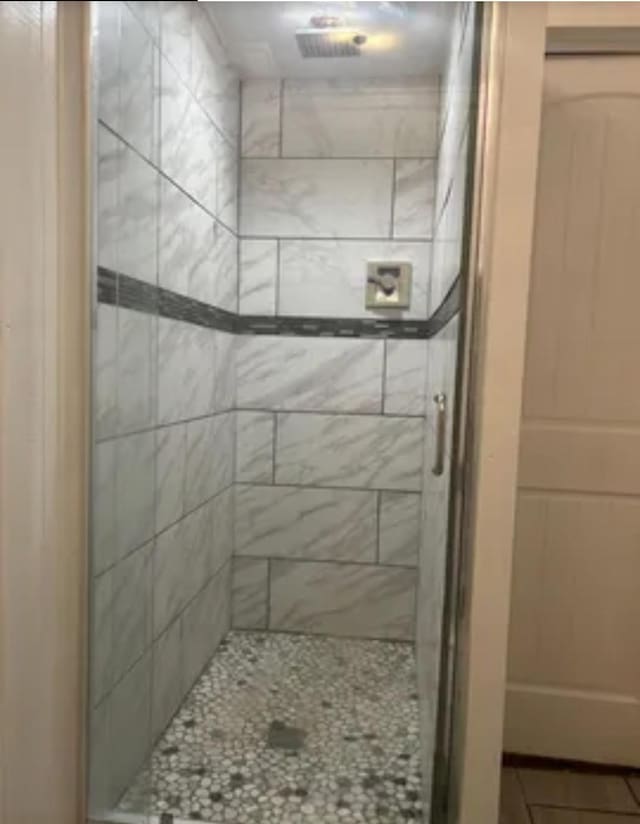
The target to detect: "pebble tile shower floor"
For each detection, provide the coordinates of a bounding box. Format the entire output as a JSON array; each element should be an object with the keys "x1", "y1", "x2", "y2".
[{"x1": 117, "y1": 631, "x2": 423, "y2": 823}]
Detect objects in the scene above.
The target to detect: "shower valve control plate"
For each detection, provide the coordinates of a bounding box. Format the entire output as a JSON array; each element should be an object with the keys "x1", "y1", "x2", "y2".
[{"x1": 366, "y1": 261, "x2": 412, "y2": 309}]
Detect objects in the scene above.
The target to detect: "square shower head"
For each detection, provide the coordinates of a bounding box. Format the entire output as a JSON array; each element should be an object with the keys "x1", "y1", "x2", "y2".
[{"x1": 295, "y1": 28, "x2": 363, "y2": 58}]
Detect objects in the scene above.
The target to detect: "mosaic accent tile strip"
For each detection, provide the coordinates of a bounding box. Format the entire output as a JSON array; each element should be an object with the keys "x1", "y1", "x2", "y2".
[
  {"x1": 117, "y1": 631, "x2": 423, "y2": 823},
  {"x1": 97, "y1": 266, "x2": 461, "y2": 341}
]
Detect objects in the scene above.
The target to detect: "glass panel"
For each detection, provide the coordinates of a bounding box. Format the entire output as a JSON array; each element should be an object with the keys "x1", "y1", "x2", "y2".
[
  {"x1": 87, "y1": 1, "x2": 155, "y2": 820},
  {"x1": 86, "y1": 2, "x2": 484, "y2": 822},
  {"x1": 415, "y1": 3, "x2": 484, "y2": 820}
]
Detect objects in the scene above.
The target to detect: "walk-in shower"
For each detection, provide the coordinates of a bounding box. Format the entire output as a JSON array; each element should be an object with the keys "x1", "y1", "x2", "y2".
[{"x1": 88, "y1": 2, "x2": 480, "y2": 821}]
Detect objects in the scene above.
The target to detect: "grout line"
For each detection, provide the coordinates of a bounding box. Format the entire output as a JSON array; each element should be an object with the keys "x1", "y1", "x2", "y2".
[
  {"x1": 236, "y1": 553, "x2": 417, "y2": 573},
  {"x1": 381, "y1": 338, "x2": 388, "y2": 415},
  {"x1": 235, "y1": 479, "x2": 422, "y2": 495},
  {"x1": 278, "y1": 79, "x2": 284, "y2": 158},
  {"x1": 275, "y1": 238, "x2": 281, "y2": 315},
  {"x1": 98, "y1": 119, "x2": 239, "y2": 240},
  {"x1": 92, "y1": 550, "x2": 227, "y2": 718},
  {"x1": 390, "y1": 157, "x2": 397, "y2": 239},
  {"x1": 375, "y1": 491, "x2": 382, "y2": 564},
  {"x1": 271, "y1": 412, "x2": 278, "y2": 485},
  {"x1": 234, "y1": 407, "x2": 424, "y2": 420},
  {"x1": 528, "y1": 804, "x2": 640, "y2": 818},
  {"x1": 97, "y1": 408, "x2": 235, "y2": 445},
  {"x1": 514, "y1": 768, "x2": 535, "y2": 824},
  {"x1": 93, "y1": 482, "x2": 235, "y2": 581},
  {"x1": 626, "y1": 775, "x2": 640, "y2": 808},
  {"x1": 243, "y1": 154, "x2": 438, "y2": 162},
  {"x1": 239, "y1": 233, "x2": 432, "y2": 243},
  {"x1": 266, "y1": 558, "x2": 272, "y2": 630}
]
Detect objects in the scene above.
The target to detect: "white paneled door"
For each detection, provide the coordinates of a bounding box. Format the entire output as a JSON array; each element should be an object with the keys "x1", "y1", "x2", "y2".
[{"x1": 505, "y1": 56, "x2": 640, "y2": 766}]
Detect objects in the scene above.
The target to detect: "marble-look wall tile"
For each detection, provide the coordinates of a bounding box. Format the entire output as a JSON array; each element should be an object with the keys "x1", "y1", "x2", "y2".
[
  {"x1": 88, "y1": 700, "x2": 111, "y2": 814},
  {"x1": 276, "y1": 413, "x2": 423, "y2": 491},
  {"x1": 160, "y1": 1, "x2": 192, "y2": 87},
  {"x1": 155, "y1": 423, "x2": 186, "y2": 532},
  {"x1": 191, "y1": 4, "x2": 239, "y2": 144},
  {"x1": 185, "y1": 416, "x2": 216, "y2": 511},
  {"x1": 430, "y1": 142, "x2": 467, "y2": 314},
  {"x1": 91, "y1": 570, "x2": 113, "y2": 706},
  {"x1": 279, "y1": 240, "x2": 431, "y2": 320},
  {"x1": 236, "y1": 337, "x2": 384, "y2": 413},
  {"x1": 152, "y1": 616, "x2": 183, "y2": 740},
  {"x1": 159, "y1": 56, "x2": 216, "y2": 214},
  {"x1": 158, "y1": 180, "x2": 237, "y2": 311},
  {"x1": 212, "y1": 486, "x2": 235, "y2": 566},
  {"x1": 236, "y1": 412, "x2": 274, "y2": 483},
  {"x1": 187, "y1": 326, "x2": 216, "y2": 418},
  {"x1": 282, "y1": 78, "x2": 439, "y2": 158},
  {"x1": 182, "y1": 561, "x2": 231, "y2": 690},
  {"x1": 97, "y1": 125, "x2": 120, "y2": 273},
  {"x1": 127, "y1": 1, "x2": 160, "y2": 41},
  {"x1": 214, "y1": 331, "x2": 236, "y2": 412},
  {"x1": 182, "y1": 501, "x2": 216, "y2": 604},
  {"x1": 217, "y1": 137, "x2": 238, "y2": 232},
  {"x1": 211, "y1": 223, "x2": 238, "y2": 312},
  {"x1": 270, "y1": 561, "x2": 416, "y2": 640},
  {"x1": 116, "y1": 430, "x2": 155, "y2": 559},
  {"x1": 157, "y1": 319, "x2": 189, "y2": 424},
  {"x1": 159, "y1": 176, "x2": 214, "y2": 299},
  {"x1": 239, "y1": 239, "x2": 277, "y2": 315},
  {"x1": 235, "y1": 485, "x2": 378, "y2": 563},
  {"x1": 240, "y1": 158, "x2": 393, "y2": 238},
  {"x1": 384, "y1": 340, "x2": 428, "y2": 416},
  {"x1": 231, "y1": 558, "x2": 268, "y2": 630},
  {"x1": 111, "y1": 541, "x2": 153, "y2": 683},
  {"x1": 393, "y1": 159, "x2": 435, "y2": 239},
  {"x1": 119, "y1": 146, "x2": 158, "y2": 283},
  {"x1": 241, "y1": 80, "x2": 281, "y2": 158},
  {"x1": 93, "y1": 440, "x2": 117, "y2": 576},
  {"x1": 157, "y1": 320, "x2": 215, "y2": 424},
  {"x1": 153, "y1": 517, "x2": 185, "y2": 638},
  {"x1": 120, "y1": 2, "x2": 158, "y2": 163},
  {"x1": 95, "y1": 304, "x2": 118, "y2": 440},
  {"x1": 379, "y1": 492, "x2": 421, "y2": 567},
  {"x1": 118, "y1": 307, "x2": 156, "y2": 434},
  {"x1": 184, "y1": 414, "x2": 233, "y2": 511},
  {"x1": 109, "y1": 652, "x2": 152, "y2": 802},
  {"x1": 97, "y1": 2, "x2": 121, "y2": 132}
]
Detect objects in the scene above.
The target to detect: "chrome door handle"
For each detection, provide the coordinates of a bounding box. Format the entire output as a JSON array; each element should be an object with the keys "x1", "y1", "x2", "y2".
[{"x1": 432, "y1": 393, "x2": 447, "y2": 476}]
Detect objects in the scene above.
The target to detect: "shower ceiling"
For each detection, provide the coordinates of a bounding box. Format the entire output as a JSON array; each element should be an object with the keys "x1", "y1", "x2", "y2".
[{"x1": 204, "y1": 2, "x2": 453, "y2": 78}]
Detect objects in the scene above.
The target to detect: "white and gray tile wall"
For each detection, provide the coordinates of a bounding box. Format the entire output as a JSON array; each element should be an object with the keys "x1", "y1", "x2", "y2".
[
  {"x1": 231, "y1": 76, "x2": 440, "y2": 642},
  {"x1": 90, "y1": 1, "x2": 239, "y2": 813}
]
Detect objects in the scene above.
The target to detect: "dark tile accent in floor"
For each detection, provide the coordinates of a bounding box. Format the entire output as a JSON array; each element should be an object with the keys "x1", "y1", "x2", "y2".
[{"x1": 118, "y1": 631, "x2": 423, "y2": 823}]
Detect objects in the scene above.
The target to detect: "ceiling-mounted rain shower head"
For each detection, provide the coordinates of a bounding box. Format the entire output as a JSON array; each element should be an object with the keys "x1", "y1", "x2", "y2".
[{"x1": 295, "y1": 14, "x2": 367, "y2": 59}]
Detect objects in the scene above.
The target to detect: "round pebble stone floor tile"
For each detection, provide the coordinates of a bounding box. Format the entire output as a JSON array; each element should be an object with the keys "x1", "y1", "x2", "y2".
[{"x1": 117, "y1": 631, "x2": 423, "y2": 823}]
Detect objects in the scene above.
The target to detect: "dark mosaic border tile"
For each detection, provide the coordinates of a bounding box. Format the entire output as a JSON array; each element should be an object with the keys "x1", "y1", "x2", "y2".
[{"x1": 98, "y1": 266, "x2": 460, "y2": 341}]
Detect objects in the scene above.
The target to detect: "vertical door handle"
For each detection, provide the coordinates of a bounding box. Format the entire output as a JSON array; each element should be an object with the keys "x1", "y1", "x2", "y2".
[{"x1": 432, "y1": 393, "x2": 447, "y2": 476}]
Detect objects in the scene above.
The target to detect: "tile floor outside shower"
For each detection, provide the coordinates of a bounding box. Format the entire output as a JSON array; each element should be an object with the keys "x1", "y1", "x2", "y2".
[{"x1": 118, "y1": 631, "x2": 424, "y2": 823}]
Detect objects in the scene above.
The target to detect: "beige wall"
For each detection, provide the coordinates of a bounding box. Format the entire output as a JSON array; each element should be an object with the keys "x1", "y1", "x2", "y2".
[
  {"x1": 0, "y1": 3, "x2": 89, "y2": 823},
  {"x1": 454, "y1": 4, "x2": 547, "y2": 823},
  {"x1": 456, "y1": 3, "x2": 640, "y2": 823}
]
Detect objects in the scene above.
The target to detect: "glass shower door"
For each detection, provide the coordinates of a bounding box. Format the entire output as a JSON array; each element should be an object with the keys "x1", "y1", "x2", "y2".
[
  {"x1": 416, "y1": 3, "x2": 484, "y2": 821},
  {"x1": 87, "y1": 1, "x2": 154, "y2": 821}
]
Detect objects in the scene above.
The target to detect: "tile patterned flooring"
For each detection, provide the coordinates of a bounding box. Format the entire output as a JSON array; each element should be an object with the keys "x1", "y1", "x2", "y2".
[
  {"x1": 118, "y1": 631, "x2": 423, "y2": 823},
  {"x1": 501, "y1": 765, "x2": 640, "y2": 824}
]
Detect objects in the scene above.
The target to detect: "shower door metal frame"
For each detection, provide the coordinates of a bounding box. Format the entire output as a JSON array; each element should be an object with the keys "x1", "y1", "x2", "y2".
[
  {"x1": 429, "y1": 4, "x2": 550, "y2": 822},
  {"x1": 427, "y1": 4, "x2": 489, "y2": 821}
]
